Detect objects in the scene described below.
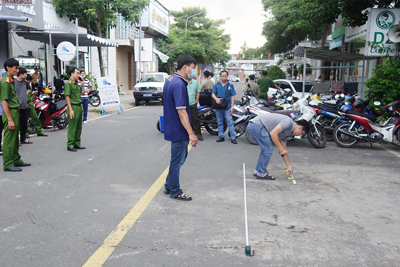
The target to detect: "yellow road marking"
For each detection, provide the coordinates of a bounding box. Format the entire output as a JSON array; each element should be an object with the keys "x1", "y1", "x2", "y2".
[{"x1": 83, "y1": 144, "x2": 194, "y2": 266}]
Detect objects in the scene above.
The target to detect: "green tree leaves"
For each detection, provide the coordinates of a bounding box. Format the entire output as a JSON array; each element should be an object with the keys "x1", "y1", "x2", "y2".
[
  {"x1": 365, "y1": 58, "x2": 400, "y2": 106},
  {"x1": 156, "y1": 7, "x2": 231, "y2": 73},
  {"x1": 52, "y1": 0, "x2": 148, "y2": 76},
  {"x1": 267, "y1": 65, "x2": 286, "y2": 80}
]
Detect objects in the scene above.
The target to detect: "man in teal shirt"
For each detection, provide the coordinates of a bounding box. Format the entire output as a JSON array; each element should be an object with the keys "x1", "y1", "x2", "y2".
[{"x1": 187, "y1": 76, "x2": 202, "y2": 141}]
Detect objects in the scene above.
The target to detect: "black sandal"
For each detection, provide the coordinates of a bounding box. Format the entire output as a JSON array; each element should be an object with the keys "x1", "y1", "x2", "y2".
[
  {"x1": 256, "y1": 173, "x2": 276, "y2": 180},
  {"x1": 172, "y1": 192, "x2": 192, "y2": 201},
  {"x1": 164, "y1": 189, "x2": 170, "y2": 194}
]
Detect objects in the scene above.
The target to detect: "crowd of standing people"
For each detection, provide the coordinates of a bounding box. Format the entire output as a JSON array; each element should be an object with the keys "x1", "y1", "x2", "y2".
[
  {"x1": 0, "y1": 58, "x2": 88, "y2": 171},
  {"x1": 162, "y1": 55, "x2": 309, "y2": 201}
]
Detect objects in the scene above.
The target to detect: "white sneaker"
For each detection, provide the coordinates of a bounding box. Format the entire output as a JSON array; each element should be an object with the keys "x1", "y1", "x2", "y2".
[{"x1": 83, "y1": 121, "x2": 88, "y2": 124}]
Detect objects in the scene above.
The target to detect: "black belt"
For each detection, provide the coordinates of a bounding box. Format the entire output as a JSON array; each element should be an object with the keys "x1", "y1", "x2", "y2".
[
  {"x1": 71, "y1": 103, "x2": 82, "y2": 106},
  {"x1": 9, "y1": 107, "x2": 19, "y2": 109}
]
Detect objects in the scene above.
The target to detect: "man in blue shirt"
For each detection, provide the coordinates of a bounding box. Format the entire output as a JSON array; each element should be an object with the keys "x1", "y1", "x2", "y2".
[
  {"x1": 163, "y1": 55, "x2": 198, "y2": 201},
  {"x1": 211, "y1": 70, "x2": 237, "y2": 144}
]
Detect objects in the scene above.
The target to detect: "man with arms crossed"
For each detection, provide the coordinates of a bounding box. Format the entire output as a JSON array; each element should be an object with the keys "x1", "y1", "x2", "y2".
[{"x1": 163, "y1": 55, "x2": 198, "y2": 201}]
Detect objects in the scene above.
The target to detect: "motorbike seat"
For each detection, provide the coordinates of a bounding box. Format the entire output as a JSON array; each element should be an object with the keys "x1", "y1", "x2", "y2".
[
  {"x1": 346, "y1": 110, "x2": 376, "y2": 121},
  {"x1": 318, "y1": 103, "x2": 338, "y2": 113},
  {"x1": 55, "y1": 99, "x2": 67, "y2": 111},
  {"x1": 259, "y1": 107, "x2": 293, "y2": 116}
]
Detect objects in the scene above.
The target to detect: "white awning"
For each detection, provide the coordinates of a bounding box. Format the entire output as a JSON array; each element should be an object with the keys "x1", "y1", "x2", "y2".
[
  {"x1": 15, "y1": 31, "x2": 118, "y2": 47},
  {"x1": 154, "y1": 48, "x2": 169, "y2": 63}
]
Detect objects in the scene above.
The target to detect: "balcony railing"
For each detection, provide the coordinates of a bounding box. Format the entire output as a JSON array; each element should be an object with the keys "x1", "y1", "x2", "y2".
[{"x1": 117, "y1": 14, "x2": 144, "y2": 40}]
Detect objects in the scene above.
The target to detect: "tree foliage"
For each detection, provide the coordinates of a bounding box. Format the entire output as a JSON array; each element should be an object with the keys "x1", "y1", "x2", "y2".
[
  {"x1": 52, "y1": 0, "x2": 148, "y2": 76},
  {"x1": 262, "y1": 0, "x2": 400, "y2": 56},
  {"x1": 262, "y1": 0, "x2": 323, "y2": 54},
  {"x1": 156, "y1": 7, "x2": 231, "y2": 74},
  {"x1": 267, "y1": 65, "x2": 286, "y2": 80},
  {"x1": 341, "y1": 0, "x2": 400, "y2": 27},
  {"x1": 364, "y1": 58, "x2": 400, "y2": 106}
]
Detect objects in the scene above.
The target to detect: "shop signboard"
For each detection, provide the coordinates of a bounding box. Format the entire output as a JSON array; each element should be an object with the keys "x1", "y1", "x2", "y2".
[
  {"x1": 345, "y1": 24, "x2": 368, "y2": 42},
  {"x1": 56, "y1": 41, "x2": 76, "y2": 61},
  {"x1": 329, "y1": 36, "x2": 343, "y2": 50},
  {"x1": 135, "y1": 0, "x2": 169, "y2": 37},
  {"x1": 365, "y1": 8, "x2": 400, "y2": 56},
  {"x1": 0, "y1": 0, "x2": 43, "y2": 29},
  {"x1": 43, "y1": 2, "x2": 75, "y2": 30},
  {"x1": 149, "y1": 0, "x2": 169, "y2": 37}
]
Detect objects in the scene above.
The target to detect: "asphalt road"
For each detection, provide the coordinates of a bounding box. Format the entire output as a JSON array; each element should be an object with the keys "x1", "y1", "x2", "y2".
[{"x1": 1, "y1": 83, "x2": 400, "y2": 266}]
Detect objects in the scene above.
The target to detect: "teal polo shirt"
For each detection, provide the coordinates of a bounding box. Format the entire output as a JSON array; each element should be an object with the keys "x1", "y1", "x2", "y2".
[{"x1": 187, "y1": 79, "x2": 200, "y2": 106}]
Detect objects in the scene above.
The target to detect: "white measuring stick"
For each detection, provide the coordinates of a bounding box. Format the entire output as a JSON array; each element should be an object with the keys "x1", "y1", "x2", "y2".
[{"x1": 243, "y1": 163, "x2": 250, "y2": 246}]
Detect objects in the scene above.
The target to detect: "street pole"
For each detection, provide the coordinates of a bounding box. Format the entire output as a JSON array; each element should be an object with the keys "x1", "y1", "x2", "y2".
[
  {"x1": 76, "y1": 18, "x2": 79, "y2": 69},
  {"x1": 302, "y1": 50, "x2": 306, "y2": 98},
  {"x1": 139, "y1": 24, "x2": 142, "y2": 82},
  {"x1": 185, "y1": 11, "x2": 204, "y2": 39}
]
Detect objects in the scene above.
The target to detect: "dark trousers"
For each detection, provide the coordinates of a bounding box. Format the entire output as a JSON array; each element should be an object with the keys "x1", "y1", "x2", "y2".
[
  {"x1": 19, "y1": 108, "x2": 28, "y2": 143},
  {"x1": 165, "y1": 140, "x2": 189, "y2": 197},
  {"x1": 82, "y1": 97, "x2": 89, "y2": 122},
  {"x1": 189, "y1": 104, "x2": 202, "y2": 137}
]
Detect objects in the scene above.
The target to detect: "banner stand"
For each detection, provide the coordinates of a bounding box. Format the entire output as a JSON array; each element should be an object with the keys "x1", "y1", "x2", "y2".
[
  {"x1": 98, "y1": 75, "x2": 122, "y2": 115},
  {"x1": 101, "y1": 105, "x2": 123, "y2": 115}
]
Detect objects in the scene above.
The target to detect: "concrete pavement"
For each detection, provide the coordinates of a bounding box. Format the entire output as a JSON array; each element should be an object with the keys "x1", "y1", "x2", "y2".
[{"x1": 1, "y1": 85, "x2": 400, "y2": 266}]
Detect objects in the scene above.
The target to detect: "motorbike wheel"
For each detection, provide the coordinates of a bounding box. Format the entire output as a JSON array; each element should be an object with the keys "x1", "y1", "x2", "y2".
[
  {"x1": 204, "y1": 110, "x2": 227, "y2": 135},
  {"x1": 57, "y1": 113, "x2": 68, "y2": 129},
  {"x1": 228, "y1": 121, "x2": 247, "y2": 138},
  {"x1": 90, "y1": 95, "x2": 101, "y2": 107},
  {"x1": 333, "y1": 122, "x2": 358, "y2": 148},
  {"x1": 307, "y1": 124, "x2": 327, "y2": 148},
  {"x1": 319, "y1": 117, "x2": 335, "y2": 141},
  {"x1": 245, "y1": 125, "x2": 257, "y2": 145},
  {"x1": 27, "y1": 118, "x2": 35, "y2": 134},
  {"x1": 156, "y1": 120, "x2": 161, "y2": 132}
]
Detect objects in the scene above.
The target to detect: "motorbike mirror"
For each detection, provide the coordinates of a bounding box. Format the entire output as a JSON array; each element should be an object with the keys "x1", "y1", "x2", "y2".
[
  {"x1": 373, "y1": 101, "x2": 381, "y2": 106},
  {"x1": 340, "y1": 93, "x2": 345, "y2": 97}
]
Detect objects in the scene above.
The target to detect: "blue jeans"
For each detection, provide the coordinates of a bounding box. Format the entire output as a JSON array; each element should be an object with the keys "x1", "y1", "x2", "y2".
[
  {"x1": 165, "y1": 140, "x2": 189, "y2": 197},
  {"x1": 215, "y1": 108, "x2": 235, "y2": 139},
  {"x1": 247, "y1": 122, "x2": 274, "y2": 176},
  {"x1": 82, "y1": 97, "x2": 89, "y2": 122}
]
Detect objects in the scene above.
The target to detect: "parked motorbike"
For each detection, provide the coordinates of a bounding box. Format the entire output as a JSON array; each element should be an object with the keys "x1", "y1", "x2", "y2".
[
  {"x1": 88, "y1": 90, "x2": 101, "y2": 107},
  {"x1": 156, "y1": 105, "x2": 227, "y2": 135},
  {"x1": 333, "y1": 100, "x2": 400, "y2": 148},
  {"x1": 242, "y1": 96, "x2": 326, "y2": 148},
  {"x1": 34, "y1": 94, "x2": 68, "y2": 130}
]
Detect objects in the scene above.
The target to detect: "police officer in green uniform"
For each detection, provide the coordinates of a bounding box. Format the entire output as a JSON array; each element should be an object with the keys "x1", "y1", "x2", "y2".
[
  {"x1": 0, "y1": 58, "x2": 31, "y2": 171},
  {"x1": 257, "y1": 70, "x2": 282, "y2": 100},
  {"x1": 26, "y1": 74, "x2": 47, "y2": 137},
  {"x1": 65, "y1": 67, "x2": 85, "y2": 152},
  {"x1": 245, "y1": 74, "x2": 260, "y2": 98}
]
